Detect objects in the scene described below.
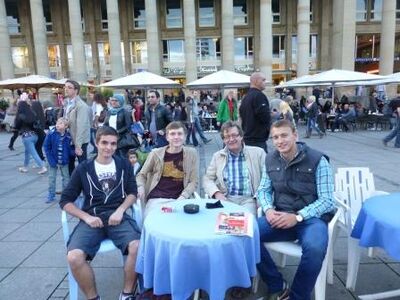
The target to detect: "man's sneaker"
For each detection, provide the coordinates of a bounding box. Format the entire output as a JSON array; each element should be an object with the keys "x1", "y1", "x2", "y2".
[
  {"x1": 383, "y1": 140, "x2": 388, "y2": 147},
  {"x1": 267, "y1": 280, "x2": 290, "y2": 300},
  {"x1": 18, "y1": 167, "x2": 28, "y2": 173},
  {"x1": 203, "y1": 138, "x2": 212, "y2": 144},
  {"x1": 38, "y1": 167, "x2": 48, "y2": 175},
  {"x1": 46, "y1": 194, "x2": 56, "y2": 203}
]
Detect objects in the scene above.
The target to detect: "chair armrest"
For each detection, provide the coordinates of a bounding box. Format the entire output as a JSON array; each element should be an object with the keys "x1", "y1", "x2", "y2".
[
  {"x1": 193, "y1": 192, "x2": 202, "y2": 200},
  {"x1": 61, "y1": 210, "x2": 70, "y2": 246},
  {"x1": 257, "y1": 207, "x2": 263, "y2": 218},
  {"x1": 133, "y1": 200, "x2": 143, "y2": 231},
  {"x1": 370, "y1": 190, "x2": 390, "y2": 197}
]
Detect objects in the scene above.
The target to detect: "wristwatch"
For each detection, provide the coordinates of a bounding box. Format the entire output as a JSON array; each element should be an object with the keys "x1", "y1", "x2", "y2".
[{"x1": 295, "y1": 214, "x2": 304, "y2": 223}]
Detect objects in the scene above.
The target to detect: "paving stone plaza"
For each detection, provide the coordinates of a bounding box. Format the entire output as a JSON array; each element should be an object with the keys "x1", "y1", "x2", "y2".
[{"x1": 0, "y1": 127, "x2": 399, "y2": 300}]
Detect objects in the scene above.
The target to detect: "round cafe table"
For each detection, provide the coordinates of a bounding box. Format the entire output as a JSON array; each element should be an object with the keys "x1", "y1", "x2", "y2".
[
  {"x1": 135, "y1": 199, "x2": 260, "y2": 300},
  {"x1": 351, "y1": 193, "x2": 400, "y2": 299}
]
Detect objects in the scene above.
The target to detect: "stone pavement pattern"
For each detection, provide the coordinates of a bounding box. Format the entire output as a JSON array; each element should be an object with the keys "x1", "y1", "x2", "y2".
[{"x1": 0, "y1": 127, "x2": 399, "y2": 300}]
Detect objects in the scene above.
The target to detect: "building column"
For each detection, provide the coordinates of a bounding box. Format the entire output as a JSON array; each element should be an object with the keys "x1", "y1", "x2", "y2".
[
  {"x1": 319, "y1": 0, "x2": 332, "y2": 70},
  {"x1": 29, "y1": 0, "x2": 50, "y2": 76},
  {"x1": 145, "y1": 0, "x2": 161, "y2": 74},
  {"x1": 297, "y1": 0, "x2": 310, "y2": 77},
  {"x1": 183, "y1": 0, "x2": 197, "y2": 82},
  {"x1": 332, "y1": 0, "x2": 356, "y2": 70},
  {"x1": 259, "y1": 0, "x2": 273, "y2": 82},
  {"x1": 0, "y1": 0, "x2": 14, "y2": 79},
  {"x1": 106, "y1": 0, "x2": 124, "y2": 79},
  {"x1": 380, "y1": 0, "x2": 396, "y2": 75},
  {"x1": 221, "y1": 0, "x2": 234, "y2": 71},
  {"x1": 67, "y1": 0, "x2": 87, "y2": 81}
]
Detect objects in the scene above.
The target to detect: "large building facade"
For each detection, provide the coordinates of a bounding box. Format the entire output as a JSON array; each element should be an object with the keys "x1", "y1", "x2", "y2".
[{"x1": 1, "y1": 0, "x2": 400, "y2": 85}]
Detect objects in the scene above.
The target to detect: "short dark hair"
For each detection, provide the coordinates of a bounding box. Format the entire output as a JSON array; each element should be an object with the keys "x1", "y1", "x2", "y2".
[
  {"x1": 66, "y1": 79, "x2": 81, "y2": 94},
  {"x1": 127, "y1": 149, "x2": 137, "y2": 157},
  {"x1": 165, "y1": 121, "x2": 187, "y2": 135},
  {"x1": 95, "y1": 126, "x2": 118, "y2": 143},
  {"x1": 271, "y1": 119, "x2": 296, "y2": 133},
  {"x1": 220, "y1": 121, "x2": 243, "y2": 140},
  {"x1": 148, "y1": 90, "x2": 160, "y2": 99}
]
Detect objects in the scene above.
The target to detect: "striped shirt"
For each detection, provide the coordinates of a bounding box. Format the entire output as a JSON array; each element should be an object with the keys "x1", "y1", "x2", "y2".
[
  {"x1": 257, "y1": 156, "x2": 335, "y2": 220},
  {"x1": 223, "y1": 150, "x2": 252, "y2": 196}
]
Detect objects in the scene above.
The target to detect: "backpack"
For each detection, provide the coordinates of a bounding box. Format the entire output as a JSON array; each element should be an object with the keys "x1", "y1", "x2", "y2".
[{"x1": 98, "y1": 107, "x2": 107, "y2": 123}]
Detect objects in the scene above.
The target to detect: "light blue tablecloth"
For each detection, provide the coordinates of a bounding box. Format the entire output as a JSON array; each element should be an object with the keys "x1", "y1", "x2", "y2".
[
  {"x1": 135, "y1": 199, "x2": 260, "y2": 300},
  {"x1": 351, "y1": 193, "x2": 400, "y2": 260}
]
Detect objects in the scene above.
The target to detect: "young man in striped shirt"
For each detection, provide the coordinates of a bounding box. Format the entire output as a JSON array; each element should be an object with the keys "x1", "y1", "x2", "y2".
[{"x1": 257, "y1": 119, "x2": 335, "y2": 300}]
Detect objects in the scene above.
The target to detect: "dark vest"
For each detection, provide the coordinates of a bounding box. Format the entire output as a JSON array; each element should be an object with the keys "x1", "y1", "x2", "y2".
[{"x1": 266, "y1": 144, "x2": 331, "y2": 219}]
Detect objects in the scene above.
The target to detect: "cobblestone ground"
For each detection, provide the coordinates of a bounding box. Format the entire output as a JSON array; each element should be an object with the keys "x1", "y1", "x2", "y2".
[{"x1": 0, "y1": 126, "x2": 399, "y2": 299}]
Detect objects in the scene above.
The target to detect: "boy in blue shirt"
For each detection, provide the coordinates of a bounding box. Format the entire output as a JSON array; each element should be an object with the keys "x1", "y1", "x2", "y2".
[{"x1": 44, "y1": 117, "x2": 74, "y2": 203}]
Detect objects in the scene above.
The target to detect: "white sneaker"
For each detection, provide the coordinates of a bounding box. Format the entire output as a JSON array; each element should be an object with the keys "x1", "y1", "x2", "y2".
[
  {"x1": 19, "y1": 167, "x2": 28, "y2": 173},
  {"x1": 38, "y1": 167, "x2": 48, "y2": 175}
]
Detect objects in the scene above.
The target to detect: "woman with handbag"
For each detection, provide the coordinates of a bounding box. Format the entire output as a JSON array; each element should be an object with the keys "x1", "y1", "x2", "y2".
[
  {"x1": 104, "y1": 94, "x2": 137, "y2": 157},
  {"x1": 14, "y1": 99, "x2": 47, "y2": 174}
]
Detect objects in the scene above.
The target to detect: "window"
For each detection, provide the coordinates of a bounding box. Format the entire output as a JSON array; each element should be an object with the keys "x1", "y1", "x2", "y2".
[
  {"x1": 198, "y1": 0, "x2": 215, "y2": 27},
  {"x1": 397, "y1": 0, "x2": 400, "y2": 19},
  {"x1": 48, "y1": 45, "x2": 60, "y2": 67},
  {"x1": 370, "y1": 0, "x2": 382, "y2": 21},
  {"x1": 356, "y1": 34, "x2": 380, "y2": 59},
  {"x1": 234, "y1": 37, "x2": 253, "y2": 60},
  {"x1": 5, "y1": 0, "x2": 21, "y2": 34},
  {"x1": 356, "y1": 0, "x2": 367, "y2": 21},
  {"x1": 85, "y1": 44, "x2": 94, "y2": 76},
  {"x1": 163, "y1": 40, "x2": 184, "y2": 62},
  {"x1": 196, "y1": 38, "x2": 220, "y2": 60},
  {"x1": 273, "y1": 35, "x2": 285, "y2": 58},
  {"x1": 134, "y1": 0, "x2": 146, "y2": 29},
  {"x1": 43, "y1": 0, "x2": 53, "y2": 32},
  {"x1": 101, "y1": 0, "x2": 108, "y2": 31},
  {"x1": 166, "y1": 0, "x2": 182, "y2": 28},
  {"x1": 12, "y1": 47, "x2": 29, "y2": 69},
  {"x1": 309, "y1": 34, "x2": 318, "y2": 58},
  {"x1": 291, "y1": 35, "x2": 297, "y2": 61},
  {"x1": 272, "y1": 0, "x2": 280, "y2": 24},
  {"x1": 233, "y1": 0, "x2": 248, "y2": 26},
  {"x1": 131, "y1": 41, "x2": 148, "y2": 64},
  {"x1": 80, "y1": 0, "x2": 85, "y2": 32}
]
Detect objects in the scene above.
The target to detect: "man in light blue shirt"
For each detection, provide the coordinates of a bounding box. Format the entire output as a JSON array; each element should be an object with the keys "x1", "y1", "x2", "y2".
[{"x1": 257, "y1": 119, "x2": 335, "y2": 300}]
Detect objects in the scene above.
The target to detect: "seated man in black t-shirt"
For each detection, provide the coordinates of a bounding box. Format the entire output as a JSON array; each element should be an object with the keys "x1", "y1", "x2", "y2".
[{"x1": 136, "y1": 121, "x2": 199, "y2": 217}]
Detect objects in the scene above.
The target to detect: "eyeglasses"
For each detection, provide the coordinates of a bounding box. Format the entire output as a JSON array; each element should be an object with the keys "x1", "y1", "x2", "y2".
[{"x1": 223, "y1": 133, "x2": 241, "y2": 141}]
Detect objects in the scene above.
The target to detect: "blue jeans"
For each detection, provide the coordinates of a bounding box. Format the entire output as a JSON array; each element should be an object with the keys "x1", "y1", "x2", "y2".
[
  {"x1": 194, "y1": 117, "x2": 208, "y2": 142},
  {"x1": 383, "y1": 116, "x2": 400, "y2": 147},
  {"x1": 185, "y1": 123, "x2": 199, "y2": 146},
  {"x1": 48, "y1": 165, "x2": 70, "y2": 198},
  {"x1": 257, "y1": 216, "x2": 328, "y2": 300},
  {"x1": 90, "y1": 128, "x2": 97, "y2": 153},
  {"x1": 22, "y1": 133, "x2": 44, "y2": 168},
  {"x1": 307, "y1": 117, "x2": 322, "y2": 135}
]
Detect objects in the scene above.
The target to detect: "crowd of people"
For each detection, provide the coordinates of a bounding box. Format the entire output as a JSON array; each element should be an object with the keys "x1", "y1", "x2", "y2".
[{"x1": 4, "y1": 71, "x2": 400, "y2": 300}]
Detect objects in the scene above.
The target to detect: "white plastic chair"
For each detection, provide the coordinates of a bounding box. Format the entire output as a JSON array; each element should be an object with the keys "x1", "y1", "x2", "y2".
[
  {"x1": 253, "y1": 200, "x2": 346, "y2": 300},
  {"x1": 333, "y1": 167, "x2": 389, "y2": 291},
  {"x1": 61, "y1": 200, "x2": 143, "y2": 300}
]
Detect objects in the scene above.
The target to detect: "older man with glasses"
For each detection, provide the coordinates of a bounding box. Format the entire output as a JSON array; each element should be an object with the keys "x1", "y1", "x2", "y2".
[
  {"x1": 144, "y1": 90, "x2": 172, "y2": 147},
  {"x1": 203, "y1": 121, "x2": 265, "y2": 215}
]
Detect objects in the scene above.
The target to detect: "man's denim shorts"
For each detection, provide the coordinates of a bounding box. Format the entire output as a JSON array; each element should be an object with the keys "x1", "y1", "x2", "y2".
[{"x1": 67, "y1": 213, "x2": 141, "y2": 259}]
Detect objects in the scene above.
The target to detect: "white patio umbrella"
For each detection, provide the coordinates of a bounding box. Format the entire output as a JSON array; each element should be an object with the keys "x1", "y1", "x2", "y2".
[
  {"x1": 186, "y1": 70, "x2": 251, "y2": 89},
  {"x1": 98, "y1": 71, "x2": 181, "y2": 89},
  {"x1": 0, "y1": 74, "x2": 65, "y2": 90},
  {"x1": 277, "y1": 69, "x2": 384, "y2": 101}
]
